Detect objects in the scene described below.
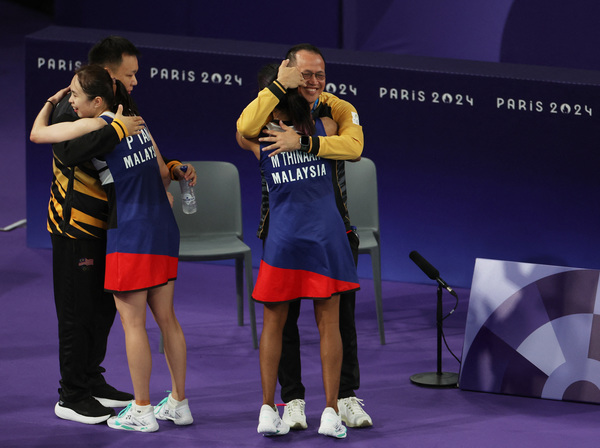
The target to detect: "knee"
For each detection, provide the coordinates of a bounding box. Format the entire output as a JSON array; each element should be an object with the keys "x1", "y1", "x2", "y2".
[
  {"x1": 118, "y1": 313, "x2": 146, "y2": 332},
  {"x1": 317, "y1": 318, "x2": 340, "y2": 336},
  {"x1": 154, "y1": 311, "x2": 179, "y2": 333}
]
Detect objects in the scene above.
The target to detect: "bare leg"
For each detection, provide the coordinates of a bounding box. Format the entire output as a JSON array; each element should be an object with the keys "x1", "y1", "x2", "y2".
[
  {"x1": 114, "y1": 290, "x2": 152, "y2": 405},
  {"x1": 260, "y1": 302, "x2": 289, "y2": 407},
  {"x1": 148, "y1": 281, "x2": 187, "y2": 401},
  {"x1": 314, "y1": 295, "x2": 342, "y2": 412}
]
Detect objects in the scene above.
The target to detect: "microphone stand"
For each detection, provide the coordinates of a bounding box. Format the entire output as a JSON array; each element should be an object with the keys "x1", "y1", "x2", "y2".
[{"x1": 410, "y1": 284, "x2": 459, "y2": 387}]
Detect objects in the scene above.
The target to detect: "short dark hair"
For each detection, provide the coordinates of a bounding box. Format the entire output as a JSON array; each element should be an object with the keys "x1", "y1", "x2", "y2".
[
  {"x1": 285, "y1": 43, "x2": 325, "y2": 66},
  {"x1": 88, "y1": 36, "x2": 140, "y2": 68}
]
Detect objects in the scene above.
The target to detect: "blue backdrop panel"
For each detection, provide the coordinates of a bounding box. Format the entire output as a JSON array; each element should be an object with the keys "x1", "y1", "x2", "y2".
[
  {"x1": 25, "y1": 26, "x2": 600, "y2": 287},
  {"x1": 460, "y1": 259, "x2": 600, "y2": 404}
]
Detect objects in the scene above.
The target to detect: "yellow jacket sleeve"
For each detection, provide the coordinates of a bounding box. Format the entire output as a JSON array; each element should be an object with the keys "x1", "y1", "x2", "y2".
[
  {"x1": 236, "y1": 80, "x2": 286, "y2": 138},
  {"x1": 236, "y1": 86, "x2": 364, "y2": 161},
  {"x1": 311, "y1": 92, "x2": 364, "y2": 160}
]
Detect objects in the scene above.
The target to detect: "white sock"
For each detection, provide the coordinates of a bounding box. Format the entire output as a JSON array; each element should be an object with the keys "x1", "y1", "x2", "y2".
[
  {"x1": 132, "y1": 402, "x2": 153, "y2": 415},
  {"x1": 168, "y1": 393, "x2": 187, "y2": 408}
]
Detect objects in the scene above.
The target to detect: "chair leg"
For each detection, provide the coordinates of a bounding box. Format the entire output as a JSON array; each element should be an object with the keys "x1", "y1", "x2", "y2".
[
  {"x1": 235, "y1": 258, "x2": 244, "y2": 326},
  {"x1": 159, "y1": 332, "x2": 164, "y2": 354},
  {"x1": 244, "y1": 252, "x2": 258, "y2": 349},
  {"x1": 371, "y1": 246, "x2": 385, "y2": 345}
]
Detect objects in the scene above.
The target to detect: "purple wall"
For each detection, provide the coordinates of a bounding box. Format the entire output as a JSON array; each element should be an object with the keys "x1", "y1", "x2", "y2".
[
  {"x1": 53, "y1": 0, "x2": 342, "y2": 49},
  {"x1": 501, "y1": 0, "x2": 600, "y2": 71},
  {"x1": 347, "y1": 0, "x2": 514, "y2": 62},
  {"x1": 53, "y1": 0, "x2": 600, "y2": 71}
]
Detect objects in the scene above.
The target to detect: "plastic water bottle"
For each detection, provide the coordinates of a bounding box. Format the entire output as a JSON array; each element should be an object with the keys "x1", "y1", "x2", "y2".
[{"x1": 179, "y1": 165, "x2": 197, "y2": 214}]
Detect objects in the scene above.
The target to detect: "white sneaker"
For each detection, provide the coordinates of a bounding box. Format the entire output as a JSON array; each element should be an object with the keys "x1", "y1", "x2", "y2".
[
  {"x1": 318, "y1": 407, "x2": 347, "y2": 438},
  {"x1": 154, "y1": 393, "x2": 193, "y2": 425},
  {"x1": 257, "y1": 404, "x2": 290, "y2": 436},
  {"x1": 282, "y1": 399, "x2": 307, "y2": 429},
  {"x1": 107, "y1": 402, "x2": 159, "y2": 432},
  {"x1": 338, "y1": 397, "x2": 373, "y2": 428}
]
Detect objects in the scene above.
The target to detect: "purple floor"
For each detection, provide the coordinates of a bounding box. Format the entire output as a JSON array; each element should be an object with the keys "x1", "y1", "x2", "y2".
[{"x1": 2, "y1": 2, "x2": 600, "y2": 447}]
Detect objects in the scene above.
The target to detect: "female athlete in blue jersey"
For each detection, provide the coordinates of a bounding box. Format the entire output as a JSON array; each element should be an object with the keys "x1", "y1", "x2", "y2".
[
  {"x1": 31, "y1": 65, "x2": 192, "y2": 432},
  {"x1": 237, "y1": 64, "x2": 359, "y2": 439}
]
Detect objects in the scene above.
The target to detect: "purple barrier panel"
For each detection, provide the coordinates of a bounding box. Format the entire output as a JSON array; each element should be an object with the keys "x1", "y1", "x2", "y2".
[{"x1": 460, "y1": 258, "x2": 600, "y2": 404}]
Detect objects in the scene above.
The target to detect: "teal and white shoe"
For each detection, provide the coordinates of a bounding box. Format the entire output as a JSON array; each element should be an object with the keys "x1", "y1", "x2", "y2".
[
  {"x1": 154, "y1": 393, "x2": 193, "y2": 425},
  {"x1": 107, "y1": 402, "x2": 159, "y2": 433},
  {"x1": 257, "y1": 404, "x2": 290, "y2": 436},
  {"x1": 318, "y1": 407, "x2": 347, "y2": 439}
]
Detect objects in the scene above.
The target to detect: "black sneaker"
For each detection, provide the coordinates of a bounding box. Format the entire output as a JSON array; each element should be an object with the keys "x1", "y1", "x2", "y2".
[
  {"x1": 92, "y1": 383, "x2": 134, "y2": 408},
  {"x1": 55, "y1": 396, "x2": 116, "y2": 424}
]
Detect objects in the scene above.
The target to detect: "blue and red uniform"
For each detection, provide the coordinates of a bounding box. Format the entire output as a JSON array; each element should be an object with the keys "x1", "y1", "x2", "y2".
[
  {"x1": 94, "y1": 116, "x2": 179, "y2": 293},
  {"x1": 252, "y1": 120, "x2": 359, "y2": 303}
]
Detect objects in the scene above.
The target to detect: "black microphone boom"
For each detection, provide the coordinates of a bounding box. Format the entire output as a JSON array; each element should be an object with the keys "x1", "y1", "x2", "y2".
[
  {"x1": 409, "y1": 251, "x2": 457, "y2": 297},
  {"x1": 408, "y1": 250, "x2": 459, "y2": 388}
]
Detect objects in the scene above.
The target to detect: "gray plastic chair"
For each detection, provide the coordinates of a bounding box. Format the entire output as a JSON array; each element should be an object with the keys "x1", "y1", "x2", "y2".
[
  {"x1": 160, "y1": 161, "x2": 257, "y2": 351},
  {"x1": 345, "y1": 157, "x2": 385, "y2": 345}
]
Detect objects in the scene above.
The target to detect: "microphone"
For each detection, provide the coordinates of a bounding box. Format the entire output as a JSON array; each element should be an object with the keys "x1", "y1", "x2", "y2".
[{"x1": 409, "y1": 251, "x2": 457, "y2": 297}]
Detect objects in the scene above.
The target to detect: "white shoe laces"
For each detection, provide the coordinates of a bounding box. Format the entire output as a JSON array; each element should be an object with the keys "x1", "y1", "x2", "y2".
[
  {"x1": 286, "y1": 399, "x2": 305, "y2": 416},
  {"x1": 342, "y1": 397, "x2": 366, "y2": 415}
]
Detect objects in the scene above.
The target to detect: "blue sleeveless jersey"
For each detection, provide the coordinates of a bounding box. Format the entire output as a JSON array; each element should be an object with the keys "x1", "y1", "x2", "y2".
[
  {"x1": 94, "y1": 117, "x2": 179, "y2": 293},
  {"x1": 252, "y1": 119, "x2": 359, "y2": 303}
]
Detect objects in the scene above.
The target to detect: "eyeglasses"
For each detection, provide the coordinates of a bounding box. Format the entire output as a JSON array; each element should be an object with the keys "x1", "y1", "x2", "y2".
[{"x1": 301, "y1": 71, "x2": 326, "y2": 81}]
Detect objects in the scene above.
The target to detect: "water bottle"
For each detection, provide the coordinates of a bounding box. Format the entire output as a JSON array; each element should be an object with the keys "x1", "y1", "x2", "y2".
[{"x1": 178, "y1": 165, "x2": 197, "y2": 214}]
